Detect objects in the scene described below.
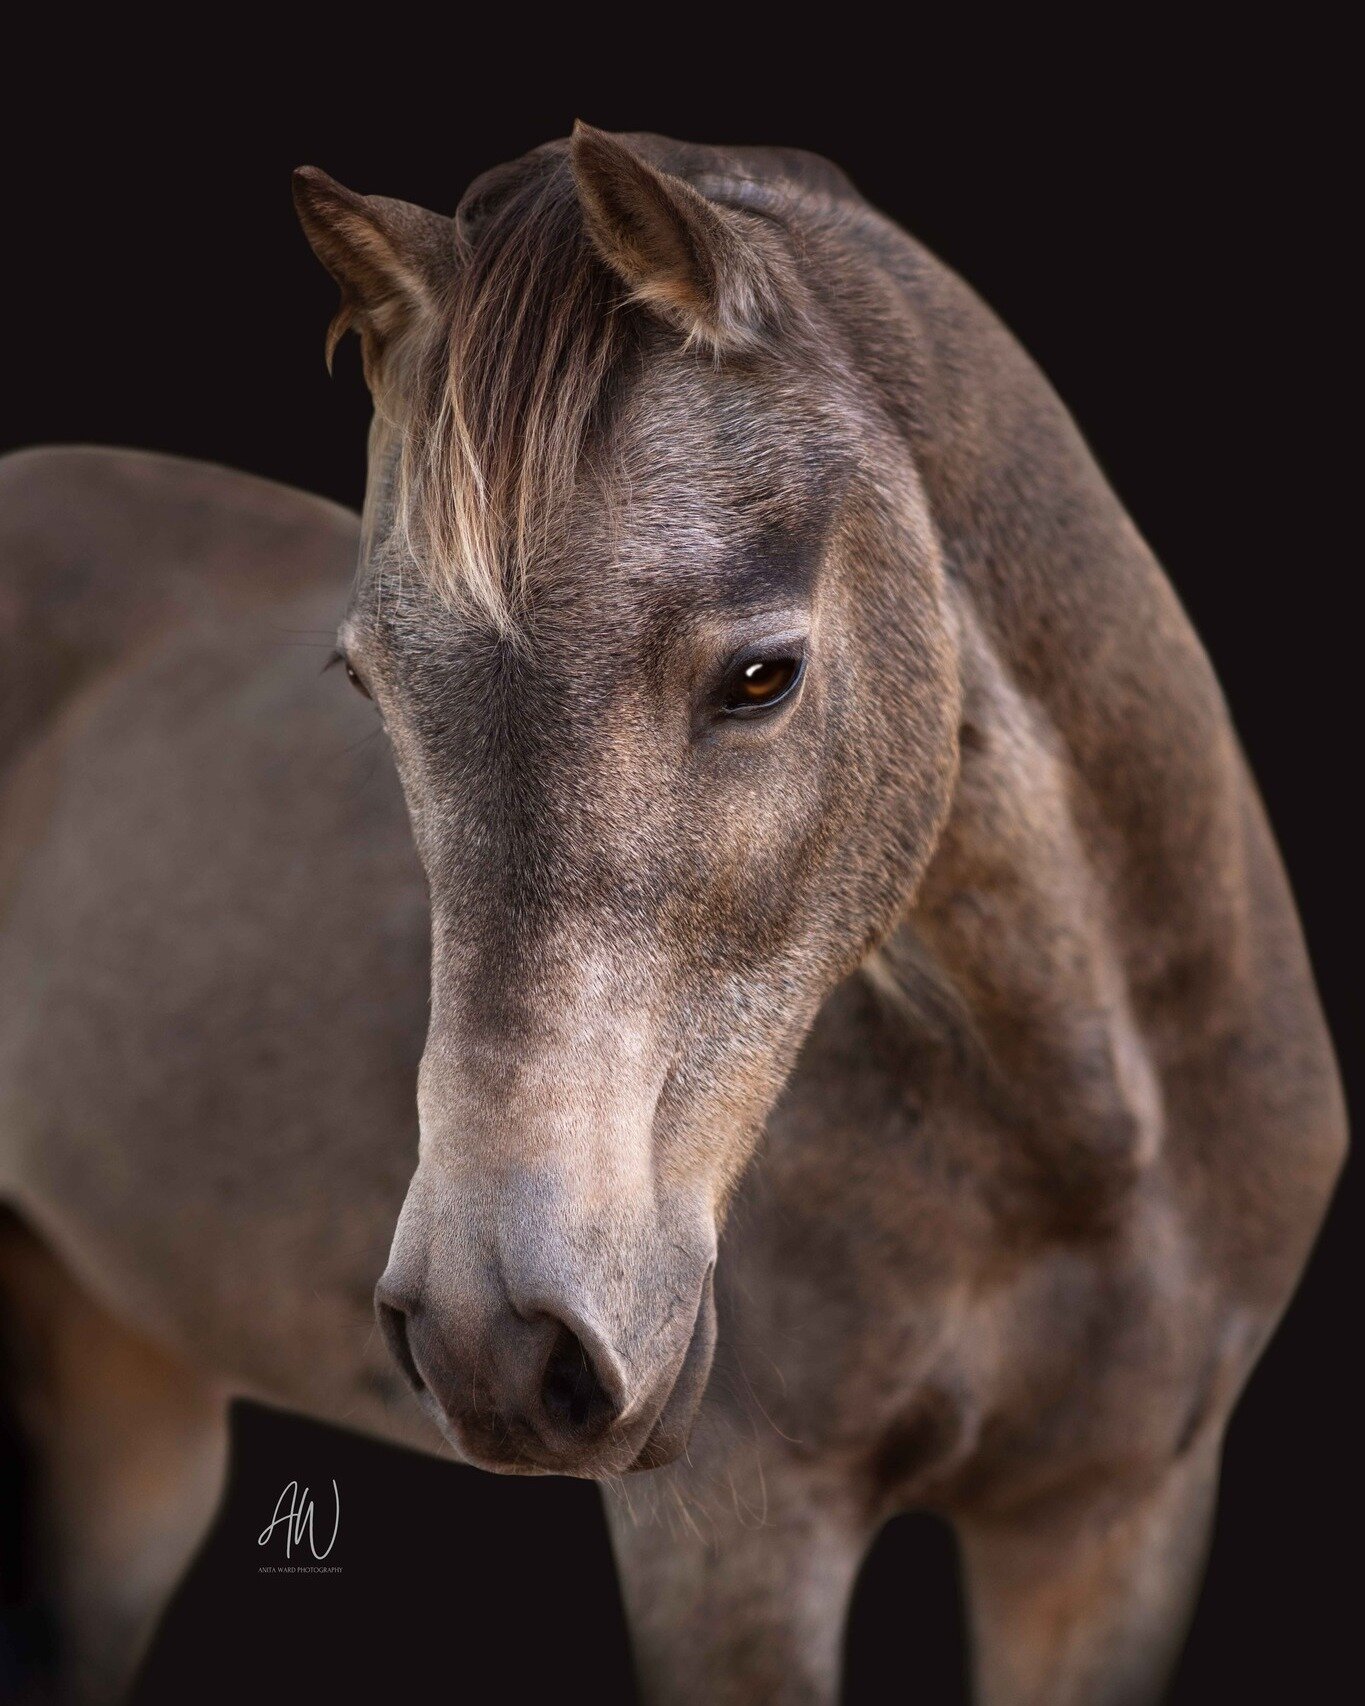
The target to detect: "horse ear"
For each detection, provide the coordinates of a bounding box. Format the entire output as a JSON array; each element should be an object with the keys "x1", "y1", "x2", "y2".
[
  {"x1": 292, "y1": 167, "x2": 453, "y2": 376},
  {"x1": 569, "y1": 122, "x2": 782, "y2": 352}
]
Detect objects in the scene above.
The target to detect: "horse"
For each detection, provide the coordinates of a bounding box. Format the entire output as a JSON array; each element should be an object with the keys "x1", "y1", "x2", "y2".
[{"x1": 0, "y1": 125, "x2": 1345, "y2": 1705}]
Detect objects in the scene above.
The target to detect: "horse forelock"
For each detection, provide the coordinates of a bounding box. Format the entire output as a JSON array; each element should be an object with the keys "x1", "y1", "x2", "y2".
[{"x1": 396, "y1": 148, "x2": 636, "y2": 631}]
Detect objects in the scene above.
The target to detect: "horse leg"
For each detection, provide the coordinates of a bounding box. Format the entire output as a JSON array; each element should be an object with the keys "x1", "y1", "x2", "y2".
[
  {"x1": 955, "y1": 1434, "x2": 1222, "y2": 1706},
  {"x1": 603, "y1": 1460, "x2": 869, "y2": 1705},
  {"x1": 0, "y1": 1212, "x2": 229, "y2": 1705}
]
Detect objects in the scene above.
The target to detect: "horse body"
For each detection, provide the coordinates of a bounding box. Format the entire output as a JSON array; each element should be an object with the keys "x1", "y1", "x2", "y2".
[{"x1": 0, "y1": 126, "x2": 1345, "y2": 1706}]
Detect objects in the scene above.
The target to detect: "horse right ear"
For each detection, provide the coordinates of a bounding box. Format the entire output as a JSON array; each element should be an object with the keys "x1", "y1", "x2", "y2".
[{"x1": 292, "y1": 167, "x2": 454, "y2": 378}]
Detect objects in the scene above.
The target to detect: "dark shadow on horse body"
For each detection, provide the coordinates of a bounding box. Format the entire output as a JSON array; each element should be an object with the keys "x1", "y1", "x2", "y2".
[{"x1": 0, "y1": 125, "x2": 1347, "y2": 1706}]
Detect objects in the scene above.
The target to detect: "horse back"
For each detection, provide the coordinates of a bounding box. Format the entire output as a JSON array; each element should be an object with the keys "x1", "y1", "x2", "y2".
[{"x1": 0, "y1": 445, "x2": 357, "y2": 776}]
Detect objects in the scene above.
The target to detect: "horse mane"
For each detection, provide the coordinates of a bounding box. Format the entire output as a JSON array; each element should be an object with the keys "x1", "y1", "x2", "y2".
[{"x1": 398, "y1": 147, "x2": 636, "y2": 629}]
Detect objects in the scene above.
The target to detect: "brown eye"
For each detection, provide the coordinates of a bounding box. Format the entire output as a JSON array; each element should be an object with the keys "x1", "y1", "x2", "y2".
[
  {"x1": 721, "y1": 651, "x2": 805, "y2": 715},
  {"x1": 327, "y1": 650, "x2": 372, "y2": 700}
]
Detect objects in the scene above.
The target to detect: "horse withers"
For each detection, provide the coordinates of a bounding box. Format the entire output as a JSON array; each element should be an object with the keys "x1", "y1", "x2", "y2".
[{"x1": 0, "y1": 127, "x2": 1346, "y2": 1703}]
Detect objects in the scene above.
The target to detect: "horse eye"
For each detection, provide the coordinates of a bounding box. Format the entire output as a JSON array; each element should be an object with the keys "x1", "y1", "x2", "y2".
[
  {"x1": 327, "y1": 650, "x2": 372, "y2": 700},
  {"x1": 722, "y1": 652, "x2": 805, "y2": 715}
]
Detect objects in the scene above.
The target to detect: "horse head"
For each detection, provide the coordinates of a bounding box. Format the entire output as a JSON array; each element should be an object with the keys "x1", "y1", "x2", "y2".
[{"x1": 294, "y1": 126, "x2": 961, "y2": 1475}]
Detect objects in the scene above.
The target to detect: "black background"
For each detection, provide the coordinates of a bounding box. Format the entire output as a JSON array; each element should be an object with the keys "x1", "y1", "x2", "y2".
[{"x1": 3, "y1": 32, "x2": 1355, "y2": 1705}]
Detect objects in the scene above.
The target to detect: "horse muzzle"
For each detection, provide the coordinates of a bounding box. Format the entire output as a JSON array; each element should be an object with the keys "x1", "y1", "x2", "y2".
[{"x1": 375, "y1": 1235, "x2": 717, "y2": 1478}]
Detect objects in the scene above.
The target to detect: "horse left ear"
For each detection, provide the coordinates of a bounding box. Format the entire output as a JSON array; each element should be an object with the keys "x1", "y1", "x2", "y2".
[
  {"x1": 570, "y1": 122, "x2": 784, "y2": 353},
  {"x1": 292, "y1": 167, "x2": 453, "y2": 378}
]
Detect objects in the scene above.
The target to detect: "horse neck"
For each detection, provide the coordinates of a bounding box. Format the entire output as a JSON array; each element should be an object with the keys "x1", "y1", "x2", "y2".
[
  {"x1": 853, "y1": 236, "x2": 1251, "y2": 1216},
  {"x1": 874, "y1": 597, "x2": 1165, "y2": 1220}
]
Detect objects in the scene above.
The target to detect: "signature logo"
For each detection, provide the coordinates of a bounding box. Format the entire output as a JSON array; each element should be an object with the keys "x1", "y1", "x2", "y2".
[{"x1": 257, "y1": 1479, "x2": 340, "y2": 1564}]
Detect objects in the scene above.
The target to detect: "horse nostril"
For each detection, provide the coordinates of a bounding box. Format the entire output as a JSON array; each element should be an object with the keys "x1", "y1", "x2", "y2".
[
  {"x1": 539, "y1": 1322, "x2": 619, "y2": 1439},
  {"x1": 376, "y1": 1297, "x2": 425, "y2": 1398}
]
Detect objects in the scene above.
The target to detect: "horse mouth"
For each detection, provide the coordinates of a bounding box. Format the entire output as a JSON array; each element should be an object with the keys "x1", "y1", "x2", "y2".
[
  {"x1": 628, "y1": 1266, "x2": 718, "y2": 1471},
  {"x1": 424, "y1": 1267, "x2": 718, "y2": 1480}
]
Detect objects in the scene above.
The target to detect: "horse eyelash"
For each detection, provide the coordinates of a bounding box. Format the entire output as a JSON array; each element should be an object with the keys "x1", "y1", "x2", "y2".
[{"x1": 322, "y1": 650, "x2": 345, "y2": 675}]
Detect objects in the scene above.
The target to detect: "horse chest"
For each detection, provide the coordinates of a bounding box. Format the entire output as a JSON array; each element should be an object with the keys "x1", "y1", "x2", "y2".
[{"x1": 717, "y1": 999, "x2": 1220, "y2": 1516}]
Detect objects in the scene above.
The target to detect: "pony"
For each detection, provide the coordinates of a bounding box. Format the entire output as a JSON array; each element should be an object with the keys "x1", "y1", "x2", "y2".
[{"x1": 0, "y1": 126, "x2": 1345, "y2": 1703}]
